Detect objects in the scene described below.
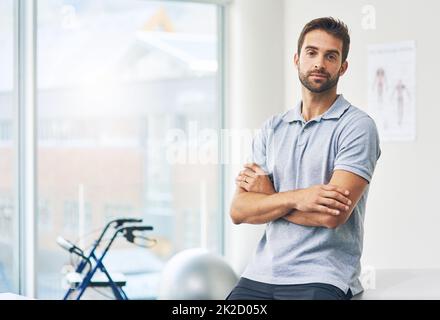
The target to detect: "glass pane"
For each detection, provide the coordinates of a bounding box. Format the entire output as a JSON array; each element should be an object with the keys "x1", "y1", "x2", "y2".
[
  {"x1": 0, "y1": 0, "x2": 17, "y2": 294},
  {"x1": 37, "y1": 0, "x2": 221, "y2": 299}
]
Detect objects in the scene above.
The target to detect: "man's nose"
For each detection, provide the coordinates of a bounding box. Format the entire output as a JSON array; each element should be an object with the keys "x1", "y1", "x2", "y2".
[{"x1": 314, "y1": 56, "x2": 325, "y2": 70}]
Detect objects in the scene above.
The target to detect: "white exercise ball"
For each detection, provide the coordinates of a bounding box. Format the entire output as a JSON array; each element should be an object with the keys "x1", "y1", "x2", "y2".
[{"x1": 158, "y1": 248, "x2": 238, "y2": 300}]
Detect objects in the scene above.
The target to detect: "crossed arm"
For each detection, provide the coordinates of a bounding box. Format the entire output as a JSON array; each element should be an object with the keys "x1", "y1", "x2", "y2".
[{"x1": 229, "y1": 164, "x2": 368, "y2": 229}]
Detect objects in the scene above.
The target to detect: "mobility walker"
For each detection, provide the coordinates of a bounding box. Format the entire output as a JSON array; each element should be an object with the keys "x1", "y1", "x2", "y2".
[{"x1": 57, "y1": 218, "x2": 155, "y2": 300}]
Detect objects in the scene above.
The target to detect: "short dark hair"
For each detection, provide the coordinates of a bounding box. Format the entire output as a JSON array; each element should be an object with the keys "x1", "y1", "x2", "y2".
[{"x1": 297, "y1": 17, "x2": 350, "y2": 63}]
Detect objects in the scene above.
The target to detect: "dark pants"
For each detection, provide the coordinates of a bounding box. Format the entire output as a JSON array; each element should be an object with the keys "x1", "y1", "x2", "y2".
[{"x1": 226, "y1": 277, "x2": 353, "y2": 300}]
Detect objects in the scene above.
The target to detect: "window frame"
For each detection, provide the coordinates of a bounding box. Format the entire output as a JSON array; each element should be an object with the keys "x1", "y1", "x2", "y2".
[{"x1": 14, "y1": 0, "x2": 228, "y2": 298}]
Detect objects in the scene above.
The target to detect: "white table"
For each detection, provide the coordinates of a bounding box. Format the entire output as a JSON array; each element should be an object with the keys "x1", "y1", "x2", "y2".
[
  {"x1": 3, "y1": 270, "x2": 440, "y2": 300},
  {"x1": 354, "y1": 269, "x2": 440, "y2": 300}
]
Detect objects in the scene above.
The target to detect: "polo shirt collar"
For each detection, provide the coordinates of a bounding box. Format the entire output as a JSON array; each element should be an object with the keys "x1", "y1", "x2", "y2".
[{"x1": 282, "y1": 94, "x2": 351, "y2": 123}]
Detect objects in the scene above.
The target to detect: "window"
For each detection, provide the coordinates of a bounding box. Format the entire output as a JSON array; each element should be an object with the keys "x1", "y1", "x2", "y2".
[
  {"x1": 104, "y1": 204, "x2": 134, "y2": 223},
  {"x1": 0, "y1": 0, "x2": 17, "y2": 294},
  {"x1": 37, "y1": 0, "x2": 224, "y2": 299},
  {"x1": 38, "y1": 199, "x2": 53, "y2": 232},
  {"x1": 0, "y1": 120, "x2": 12, "y2": 142},
  {"x1": 62, "y1": 201, "x2": 92, "y2": 233}
]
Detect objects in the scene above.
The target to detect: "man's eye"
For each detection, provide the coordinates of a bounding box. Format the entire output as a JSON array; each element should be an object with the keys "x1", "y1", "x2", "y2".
[
  {"x1": 327, "y1": 54, "x2": 336, "y2": 60},
  {"x1": 307, "y1": 51, "x2": 316, "y2": 56}
]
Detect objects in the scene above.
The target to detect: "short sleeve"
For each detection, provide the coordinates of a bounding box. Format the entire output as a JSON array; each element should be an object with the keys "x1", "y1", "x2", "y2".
[
  {"x1": 251, "y1": 116, "x2": 275, "y2": 174},
  {"x1": 334, "y1": 116, "x2": 381, "y2": 183}
]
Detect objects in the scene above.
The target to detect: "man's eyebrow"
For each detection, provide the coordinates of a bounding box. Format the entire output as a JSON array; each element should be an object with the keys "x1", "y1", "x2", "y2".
[
  {"x1": 304, "y1": 46, "x2": 340, "y2": 56},
  {"x1": 326, "y1": 49, "x2": 340, "y2": 56}
]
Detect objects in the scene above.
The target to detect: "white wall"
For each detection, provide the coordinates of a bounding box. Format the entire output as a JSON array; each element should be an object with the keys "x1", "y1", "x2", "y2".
[
  {"x1": 223, "y1": 0, "x2": 285, "y2": 274},
  {"x1": 284, "y1": 0, "x2": 440, "y2": 269}
]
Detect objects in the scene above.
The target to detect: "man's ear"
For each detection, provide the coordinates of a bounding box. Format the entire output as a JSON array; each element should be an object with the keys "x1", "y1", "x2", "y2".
[
  {"x1": 339, "y1": 60, "x2": 348, "y2": 76},
  {"x1": 294, "y1": 53, "x2": 299, "y2": 69}
]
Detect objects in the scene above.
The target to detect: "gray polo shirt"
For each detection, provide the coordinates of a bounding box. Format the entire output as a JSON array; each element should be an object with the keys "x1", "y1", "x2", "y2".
[{"x1": 242, "y1": 95, "x2": 381, "y2": 296}]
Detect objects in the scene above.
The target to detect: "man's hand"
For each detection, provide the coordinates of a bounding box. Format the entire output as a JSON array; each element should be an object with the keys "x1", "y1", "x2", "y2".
[
  {"x1": 293, "y1": 184, "x2": 352, "y2": 216},
  {"x1": 235, "y1": 163, "x2": 275, "y2": 195}
]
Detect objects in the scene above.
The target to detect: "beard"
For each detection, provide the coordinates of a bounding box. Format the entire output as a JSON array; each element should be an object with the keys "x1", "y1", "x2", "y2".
[{"x1": 299, "y1": 68, "x2": 340, "y2": 94}]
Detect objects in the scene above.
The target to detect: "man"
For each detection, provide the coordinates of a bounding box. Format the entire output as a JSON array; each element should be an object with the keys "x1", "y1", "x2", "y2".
[{"x1": 227, "y1": 17, "x2": 381, "y2": 300}]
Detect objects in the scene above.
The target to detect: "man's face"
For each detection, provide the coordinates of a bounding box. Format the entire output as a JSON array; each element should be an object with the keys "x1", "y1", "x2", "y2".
[{"x1": 295, "y1": 29, "x2": 348, "y2": 94}]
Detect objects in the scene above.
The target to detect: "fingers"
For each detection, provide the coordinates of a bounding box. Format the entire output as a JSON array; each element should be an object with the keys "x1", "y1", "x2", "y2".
[
  {"x1": 321, "y1": 190, "x2": 352, "y2": 206},
  {"x1": 236, "y1": 165, "x2": 258, "y2": 184},
  {"x1": 322, "y1": 184, "x2": 350, "y2": 196},
  {"x1": 314, "y1": 205, "x2": 340, "y2": 216},
  {"x1": 244, "y1": 163, "x2": 266, "y2": 175},
  {"x1": 235, "y1": 175, "x2": 254, "y2": 186},
  {"x1": 240, "y1": 168, "x2": 257, "y2": 178},
  {"x1": 318, "y1": 197, "x2": 350, "y2": 212},
  {"x1": 235, "y1": 181, "x2": 249, "y2": 191}
]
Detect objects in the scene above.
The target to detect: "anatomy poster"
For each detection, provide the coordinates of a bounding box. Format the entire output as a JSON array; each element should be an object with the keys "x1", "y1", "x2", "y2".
[{"x1": 368, "y1": 41, "x2": 416, "y2": 141}]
